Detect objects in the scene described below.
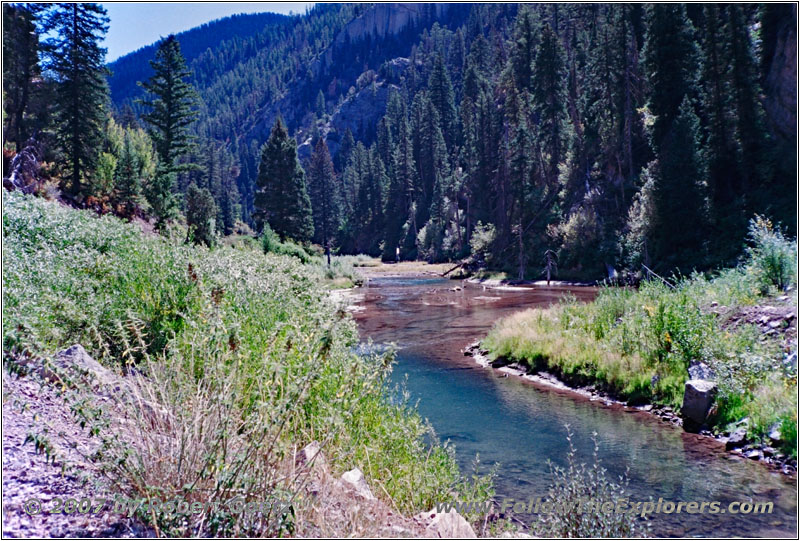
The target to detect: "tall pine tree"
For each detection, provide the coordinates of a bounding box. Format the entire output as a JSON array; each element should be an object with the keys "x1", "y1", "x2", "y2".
[
  {"x1": 43, "y1": 3, "x2": 109, "y2": 198},
  {"x1": 138, "y1": 35, "x2": 199, "y2": 174},
  {"x1": 253, "y1": 117, "x2": 313, "y2": 242},
  {"x1": 3, "y1": 4, "x2": 42, "y2": 151},
  {"x1": 308, "y1": 137, "x2": 341, "y2": 264}
]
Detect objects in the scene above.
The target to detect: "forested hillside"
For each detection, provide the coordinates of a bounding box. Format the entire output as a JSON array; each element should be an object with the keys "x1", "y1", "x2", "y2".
[{"x1": 4, "y1": 3, "x2": 796, "y2": 280}]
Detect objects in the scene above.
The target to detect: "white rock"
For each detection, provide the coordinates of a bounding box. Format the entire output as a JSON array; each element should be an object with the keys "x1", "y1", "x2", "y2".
[
  {"x1": 341, "y1": 468, "x2": 375, "y2": 500},
  {"x1": 298, "y1": 441, "x2": 327, "y2": 470},
  {"x1": 416, "y1": 509, "x2": 477, "y2": 538}
]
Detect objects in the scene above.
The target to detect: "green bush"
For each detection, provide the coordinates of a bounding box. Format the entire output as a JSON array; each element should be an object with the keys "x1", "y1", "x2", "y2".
[
  {"x1": 259, "y1": 224, "x2": 312, "y2": 263},
  {"x1": 532, "y1": 427, "x2": 650, "y2": 537},
  {"x1": 745, "y1": 215, "x2": 797, "y2": 293},
  {"x1": 780, "y1": 412, "x2": 797, "y2": 459}
]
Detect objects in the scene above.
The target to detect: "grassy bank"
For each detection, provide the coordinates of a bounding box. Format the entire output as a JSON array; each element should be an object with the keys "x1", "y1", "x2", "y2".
[
  {"x1": 3, "y1": 193, "x2": 491, "y2": 536},
  {"x1": 484, "y1": 218, "x2": 797, "y2": 457}
]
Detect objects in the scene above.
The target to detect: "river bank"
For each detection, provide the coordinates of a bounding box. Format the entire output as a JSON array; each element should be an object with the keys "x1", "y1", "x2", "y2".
[
  {"x1": 462, "y1": 340, "x2": 797, "y2": 477},
  {"x1": 347, "y1": 260, "x2": 797, "y2": 478},
  {"x1": 349, "y1": 272, "x2": 797, "y2": 537},
  {"x1": 476, "y1": 231, "x2": 797, "y2": 478}
]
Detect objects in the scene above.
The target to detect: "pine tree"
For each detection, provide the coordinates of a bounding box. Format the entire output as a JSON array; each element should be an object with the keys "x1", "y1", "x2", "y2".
[
  {"x1": 335, "y1": 127, "x2": 355, "y2": 172},
  {"x1": 308, "y1": 138, "x2": 340, "y2": 265},
  {"x1": 185, "y1": 182, "x2": 217, "y2": 247},
  {"x1": 651, "y1": 96, "x2": 708, "y2": 273},
  {"x1": 43, "y1": 3, "x2": 109, "y2": 197},
  {"x1": 727, "y1": 4, "x2": 768, "y2": 202},
  {"x1": 316, "y1": 89, "x2": 326, "y2": 117},
  {"x1": 642, "y1": 4, "x2": 700, "y2": 151},
  {"x1": 138, "y1": 35, "x2": 199, "y2": 175},
  {"x1": 253, "y1": 117, "x2": 313, "y2": 242},
  {"x1": 427, "y1": 54, "x2": 457, "y2": 147},
  {"x1": 508, "y1": 6, "x2": 539, "y2": 92},
  {"x1": 532, "y1": 24, "x2": 568, "y2": 188},
  {"x1": 3, "y1": 4, "x2": 42, "y2": 150},
  {"x1": 114, "y1": 133, "x2": 142, "y2": 216},
  {"x1": 383, "y1": 98, "x2": 416, "y2": 261},
  {"x1": 146, "y1": 165, "x2": 178, "y2": 228}
]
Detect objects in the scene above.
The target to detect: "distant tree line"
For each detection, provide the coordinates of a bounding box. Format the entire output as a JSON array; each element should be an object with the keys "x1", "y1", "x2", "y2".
[{"x1": 4, "y1": 3, "x2": 795, "y2": 276}]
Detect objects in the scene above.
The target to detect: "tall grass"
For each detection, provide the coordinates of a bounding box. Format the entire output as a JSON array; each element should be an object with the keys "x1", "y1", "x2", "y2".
[
  {"x1": 3, "y1": 192, "x2": 491, "y2": 535},
  {"x1": 484, "y1": 218, "x2": 796, "y2": 454}
]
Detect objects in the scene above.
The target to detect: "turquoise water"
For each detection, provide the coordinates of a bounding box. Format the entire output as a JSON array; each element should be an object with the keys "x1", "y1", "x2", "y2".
[{"x1": 353, "y1": 276, "x2": 797, "y2": 537}]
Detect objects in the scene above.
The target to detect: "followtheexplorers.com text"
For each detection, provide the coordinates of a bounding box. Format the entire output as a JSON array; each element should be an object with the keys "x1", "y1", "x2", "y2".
[{"x1": 436, "y1": 497, "x2": 774, "y2": 518}]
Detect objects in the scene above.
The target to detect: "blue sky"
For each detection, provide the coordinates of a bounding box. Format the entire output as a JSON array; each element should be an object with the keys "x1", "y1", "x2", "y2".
[{"x1": 102, "y1": 2, "x2": 315, "y2": 61}]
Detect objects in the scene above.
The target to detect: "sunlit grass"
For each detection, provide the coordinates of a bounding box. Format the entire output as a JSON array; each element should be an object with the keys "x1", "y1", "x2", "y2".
[
  {"x1": 485, "y1": 245, "x2": 797, "y2": 455},
  {"x1": 3, "y1": 192, "x2": 493, "y2": 535}
]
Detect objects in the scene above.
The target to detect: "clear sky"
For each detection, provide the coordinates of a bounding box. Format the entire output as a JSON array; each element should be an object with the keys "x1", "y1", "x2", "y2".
[{"x1": 102, "y1": 2, "x2": 315, "y2": 61}]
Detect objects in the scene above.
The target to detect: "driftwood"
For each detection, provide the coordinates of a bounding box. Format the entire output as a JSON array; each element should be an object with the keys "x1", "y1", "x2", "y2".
[{"x1": 441, "y1": 256, "x2": 479, "y2": 277}]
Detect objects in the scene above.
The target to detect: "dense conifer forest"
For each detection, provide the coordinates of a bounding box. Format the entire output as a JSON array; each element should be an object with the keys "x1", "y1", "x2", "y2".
[{"x1": 3, "y1": 3, "x2": 796, "y2": 279}]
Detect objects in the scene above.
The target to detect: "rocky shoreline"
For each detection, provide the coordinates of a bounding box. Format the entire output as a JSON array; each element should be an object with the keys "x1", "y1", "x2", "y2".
[{"x1": 462, "y1": 341, "x2": 797, "y2": 477}]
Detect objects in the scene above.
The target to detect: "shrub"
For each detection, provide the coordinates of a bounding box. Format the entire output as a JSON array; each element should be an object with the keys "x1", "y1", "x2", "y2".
[
  {"x1": 259, "y1": 224, "x2": 312, "y2": 263},
  {"x1": 780, "y1": 412, "x2": 797, "y2": 459},
  {"x1": 745, "y1": 215, "x2": 797, "y2": 293},
  {"x1": 532, "y1": 427, "x2": 650, "y2": 537},
  {"x1": 469, "y1": 221, "x2": 496, "y2": 264}
]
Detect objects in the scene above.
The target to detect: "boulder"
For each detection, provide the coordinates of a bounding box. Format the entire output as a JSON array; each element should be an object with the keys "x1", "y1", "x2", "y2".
[
  {"x1": 341, "y1": 468, "x2": 375, "y2": 501},
  {"x1": 680, "y1": 379, "x2": 718, "y2": 432},
  {"x1": 745, "y1": 449, "x2": 763, "y2": 460},
  {"x1": 41, "y1": 345, "x2": 116, "y2": 388},
  {"x1": 726, "y1": 427, "x2": 748, "y2": 450},
  {"x1": 415, "y1": 509, "x2": 477, "y2": 538}
]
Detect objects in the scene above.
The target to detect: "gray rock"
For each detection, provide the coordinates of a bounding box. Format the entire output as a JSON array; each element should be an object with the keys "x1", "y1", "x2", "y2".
[
  {"x1": 687, "y1": 360, "x2": 715, "y2": 381},
  {"x1": 297, "y1": 441, "x2": 327, "y2": 471},
  {"x1": 341, "y1": 467, "x2": 375, "y2": 500},
  {"x1": 416, "y1": 509, "x2": 477, "y2": 538},
  {"x1": 746, "y1": 449, "x2": 763, "y2": 460},
  {"x1": 768, "y1": 423, "x2": 784, "y2": 444},
  {"x1": 783, "y1": 352, "x2": 797, "y2": 370},
  {"x1": 681, "y1": 379, "x2": 718, "y2": 432},
  {"x1": 726, "y1": 427, "x2": 748, "y2": 450},
  {"x1": 40, "y1": 345, "x2": 116, "y2": 388}
]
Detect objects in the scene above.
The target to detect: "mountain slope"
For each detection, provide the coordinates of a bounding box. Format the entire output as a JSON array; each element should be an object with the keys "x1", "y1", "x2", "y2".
[
  {"x1": 108, "y1": 11, "x2": 294, "y2": 105},
  {"x1": 108, "y1": 3, "x2": 476, "y2": 222}
]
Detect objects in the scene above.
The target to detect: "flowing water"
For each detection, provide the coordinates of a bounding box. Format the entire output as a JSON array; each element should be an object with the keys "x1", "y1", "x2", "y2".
[{"x1": 351, "y1": 275, "x2": 797, "y2": 537}]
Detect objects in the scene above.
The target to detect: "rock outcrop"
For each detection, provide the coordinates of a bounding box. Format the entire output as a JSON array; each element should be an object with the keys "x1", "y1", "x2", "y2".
[
  {"x1": 297, "y1": 80, "x2": 400, "y2": 161},
  {"x1": 322, "y1": 3, "x2": 452, "y2": 69}
]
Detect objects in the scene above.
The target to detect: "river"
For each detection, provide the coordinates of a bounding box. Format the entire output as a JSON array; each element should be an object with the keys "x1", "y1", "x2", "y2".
[{"x1": 351, "y1": 275, "x2": 797, "y2": 537}]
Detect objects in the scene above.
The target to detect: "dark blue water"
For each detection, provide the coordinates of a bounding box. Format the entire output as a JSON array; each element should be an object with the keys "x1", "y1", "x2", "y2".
[{"x1": 352, "y1": 276, "x2": 797, "y2": 537}]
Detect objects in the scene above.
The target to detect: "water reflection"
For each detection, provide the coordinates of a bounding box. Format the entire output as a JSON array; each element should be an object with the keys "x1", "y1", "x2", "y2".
[{"x1": 351, "y1": 277, "x2": 797, "y2": 537}]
